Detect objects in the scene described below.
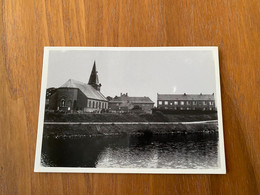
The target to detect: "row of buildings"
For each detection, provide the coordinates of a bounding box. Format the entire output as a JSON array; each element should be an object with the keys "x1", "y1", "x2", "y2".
[{"x1": 46, "y1": 62, "x2": 216, "y2": 114}]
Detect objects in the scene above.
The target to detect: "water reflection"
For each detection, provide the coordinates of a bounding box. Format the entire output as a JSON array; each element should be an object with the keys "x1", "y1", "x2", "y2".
[{"x1": 41, "y1": 133, "x2": 219, "y2": 169}]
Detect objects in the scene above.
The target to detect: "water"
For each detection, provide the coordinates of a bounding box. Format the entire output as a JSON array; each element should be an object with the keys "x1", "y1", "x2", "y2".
[{"x1": 41, "y1": 133, "x2": 219, "y2": 169}]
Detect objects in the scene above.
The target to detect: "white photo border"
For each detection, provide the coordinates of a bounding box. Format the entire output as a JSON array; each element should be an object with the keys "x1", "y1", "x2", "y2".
[{"x1": 34, "y1": 47, "x2": 226, "y2": 174}]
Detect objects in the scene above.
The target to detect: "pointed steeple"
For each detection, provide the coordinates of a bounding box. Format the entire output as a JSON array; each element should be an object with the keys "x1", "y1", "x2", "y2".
[{"x1": 88, "y1": 61, "x2": 102, "y2": 91}]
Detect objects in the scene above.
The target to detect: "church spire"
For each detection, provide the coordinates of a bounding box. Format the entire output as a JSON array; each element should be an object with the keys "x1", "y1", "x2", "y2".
[{"x1": 88, "y1": 61, "x2": 101, "y2": 91}]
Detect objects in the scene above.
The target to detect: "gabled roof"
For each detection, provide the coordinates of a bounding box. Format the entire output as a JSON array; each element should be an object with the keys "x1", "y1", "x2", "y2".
[
  {"x1": 60, "y1": 79, "x2": 107, "y2": 101},
  {"x1": 158, "y1": 93, "x2": 215, "y2": 101},
  {"x1": 110, "y1": 95, "x2": 154, "y2": 104}
]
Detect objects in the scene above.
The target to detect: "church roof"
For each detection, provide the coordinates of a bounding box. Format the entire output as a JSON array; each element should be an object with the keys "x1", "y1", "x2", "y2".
[
  {"x1": 157, "y1": 93, "x2": 215, "y2": 101},
  {"x1": 60, "y1": 79, "x2": 107, "y2": 101},
  {"x1": 110, "y1": 95, "x2": 154, "y2": 104}
]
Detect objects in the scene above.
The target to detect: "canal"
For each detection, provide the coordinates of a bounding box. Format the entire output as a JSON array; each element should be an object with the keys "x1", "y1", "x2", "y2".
[{"x1": 41, "y1": 132, "x2": 219, "y2": 169}]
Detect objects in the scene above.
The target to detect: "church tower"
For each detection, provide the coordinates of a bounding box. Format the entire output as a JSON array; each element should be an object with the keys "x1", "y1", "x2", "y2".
[{"x1": 88, "y1": 61, "x2": 102, "y2": 91}]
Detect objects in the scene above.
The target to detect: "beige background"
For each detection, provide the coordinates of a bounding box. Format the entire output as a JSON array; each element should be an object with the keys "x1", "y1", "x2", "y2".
[{"x1": 0, "y1": 0, "x2": 259, "y2": 194}]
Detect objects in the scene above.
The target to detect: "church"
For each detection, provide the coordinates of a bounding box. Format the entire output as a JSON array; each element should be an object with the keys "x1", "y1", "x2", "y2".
[{"x1": 47, "y1": 62, "x2": 108, "y2": 113}]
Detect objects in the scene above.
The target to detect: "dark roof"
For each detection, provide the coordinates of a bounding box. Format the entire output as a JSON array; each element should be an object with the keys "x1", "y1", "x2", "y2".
[
  {"x1": 110, "y1": 95, "x2": 154, "y2": 104},
  {"x1": 60, "y1": 79, "x2": 107, "y2": 101},
  {"x1": 158, "y1": 93, "x2": 215, "y2": 101}
]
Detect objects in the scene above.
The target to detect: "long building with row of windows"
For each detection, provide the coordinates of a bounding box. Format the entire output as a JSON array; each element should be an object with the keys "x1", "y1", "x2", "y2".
[{"x1": 157, "y1": 93, "x2": 216, "y2": 111}]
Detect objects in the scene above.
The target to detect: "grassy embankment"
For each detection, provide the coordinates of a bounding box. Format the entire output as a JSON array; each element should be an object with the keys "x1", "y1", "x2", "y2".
[
  {"x1": 44, "y1": 111, "x2": 218, "y2": 122},
  {"x1": 43, "y1": 112, "x2": 218, "y2": 137}
]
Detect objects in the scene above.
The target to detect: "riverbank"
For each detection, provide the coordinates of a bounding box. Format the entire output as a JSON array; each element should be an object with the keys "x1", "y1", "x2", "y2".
[
  {"x1": 43, "y1": 121, "x2": 218, "y2": 137},
  {"x1": 44, "y1": 112, "x2": 218, "y2": 122}
]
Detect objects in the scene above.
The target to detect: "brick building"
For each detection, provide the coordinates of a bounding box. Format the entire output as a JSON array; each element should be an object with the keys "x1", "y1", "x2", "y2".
[
  {"x1": 48, "y1": 62, "x2": 108, "y2": 113},
  {"x1": 108, "y1": 93, "x2": 154, "y2": 114},
  {"x1": 157, "y1": 93, "x2": 216, "y2": 111}
]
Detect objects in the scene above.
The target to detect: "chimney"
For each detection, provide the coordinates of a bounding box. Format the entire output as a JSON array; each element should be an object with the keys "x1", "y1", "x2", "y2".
[
  {"x1": 184, "y1": 93, "x2": 186, "y2": 96},
  {"x1": 126, "y1": 93, "x2": 128, "y2": 96},
  {"x1": 120, "y1": 93, "x2": 122, "y2": 96}
]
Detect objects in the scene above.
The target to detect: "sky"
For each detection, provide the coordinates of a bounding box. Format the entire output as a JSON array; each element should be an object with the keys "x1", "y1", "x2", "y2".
[{"x1": 46, "y1": 49, "x2": 218, "y2": 105}]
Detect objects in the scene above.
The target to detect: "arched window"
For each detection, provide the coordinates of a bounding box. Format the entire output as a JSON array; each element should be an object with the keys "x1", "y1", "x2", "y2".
[
  {"x1": 60, "y1": 99, "x2": 65, "y2": 107},
  {"x1": 73, "y1": 100, "x2": 77, "y2": 109},
  {"x1": 67, "y1": 100, "x2": 72, "y2": 108}
]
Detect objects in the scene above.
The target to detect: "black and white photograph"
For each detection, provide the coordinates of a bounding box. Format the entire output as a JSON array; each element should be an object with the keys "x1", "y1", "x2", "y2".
[{"x1": 34, "y1": 47, "x2": 226, "y2": 174}]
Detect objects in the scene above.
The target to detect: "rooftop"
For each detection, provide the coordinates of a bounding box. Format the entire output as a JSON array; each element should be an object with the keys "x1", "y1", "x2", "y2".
[
  {"x1": 110, "y1": 93, "x2": 154, "y2": 104},
  {"x1": 60, "y1": 79, "x2": 107, "y2": 101},
  {"x1": 157, "y1": 93, "x2": 215, "y2": 101}
]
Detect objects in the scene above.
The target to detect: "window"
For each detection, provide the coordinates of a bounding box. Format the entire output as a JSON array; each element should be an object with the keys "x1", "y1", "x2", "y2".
[
  {"x1": 180, "y1": 101, "x2": 184, "y2": 105},
  {"x1": 158, "y1": 101, "x2": 162, "y2": 105},
  {"x1": 203, "y1": 101, "x2": 207, "y2": 105},
  {"x1": 170, "y1": 102, "x2": 173, "y2": 105},
  {"x1": 187, "y1": 107, "x2": 190, "y2": 110},
  {"x1": 88, "y1": 101, "x2": 91, "y2": 108},
  {"x1": 67, "y1": 100, "x2": 72, "y2": 108},
  {"x1": 73, "y1": 100, "x2": 77, "y2": 109},
  {"x1": 164, "y1": 101, "x2": 168, "y2": 105},
  {"x1": 174, "y1": 101, "x2": 178, "y2": 105},
  {"x1": 186, "y1": 101, "x2": 190, "y2": 105},
  {"x1": 193, "y1": 101, "x2": 197, "y2": 105},
  {"x1": 60, "y1": 99, "x2": 65, "y2": 107}
]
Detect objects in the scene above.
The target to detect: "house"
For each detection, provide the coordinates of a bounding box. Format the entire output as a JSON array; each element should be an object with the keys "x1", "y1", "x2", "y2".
[
  {"x1": 48, "y1": 62, "x2": 108, "y2": 113},
  {"x1": 108, "y1": 93, "x2": 154, "y2": 114},
  {"x1": 157, "y1": 93, "x2": 216, "y2": 111}
]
